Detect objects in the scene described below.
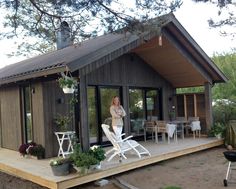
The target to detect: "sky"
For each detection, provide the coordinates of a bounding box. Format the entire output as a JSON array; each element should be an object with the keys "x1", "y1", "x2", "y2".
[{"x1": 0, "y1": 0, "x2": 235, "y2": 69}]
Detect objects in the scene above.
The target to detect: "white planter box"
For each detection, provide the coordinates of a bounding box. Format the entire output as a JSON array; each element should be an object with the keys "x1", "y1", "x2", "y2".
[{"x1": 62, "y1": 87, "x2": 75, "y2": 94}]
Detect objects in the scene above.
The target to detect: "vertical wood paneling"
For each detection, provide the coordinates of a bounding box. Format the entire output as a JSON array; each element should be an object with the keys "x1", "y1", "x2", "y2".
[
  {"x1": 79, "y1": 73, "x2": 90, "y2": 151},
  {"x1": 31, "y1": 83, "x2": 45, "y2": 148},
  {"x1": 0, "y1": 86, "x2": 22, "y2": 150},
  {"x1": 42, "y1": 80, "x2": 75, "y2": 157}
]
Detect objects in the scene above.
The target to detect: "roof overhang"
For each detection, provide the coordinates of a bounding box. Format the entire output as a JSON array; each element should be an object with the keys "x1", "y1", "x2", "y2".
[{"x1": 0, "y1": 13, "x2": 227, "y2": 87}]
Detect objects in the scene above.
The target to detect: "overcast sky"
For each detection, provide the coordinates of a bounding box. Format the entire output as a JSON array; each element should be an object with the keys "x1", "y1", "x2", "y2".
[{"x1": 0, "y1": 0, "x2": 235, "y2": 69}]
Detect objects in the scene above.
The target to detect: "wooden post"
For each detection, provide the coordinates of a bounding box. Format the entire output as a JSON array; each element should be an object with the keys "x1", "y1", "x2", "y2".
[
  {"x1": 194, "y1": 94, "x2": 197, "y2": 117},
  {"x1": 204, "y1": 82, "x2": 213, "y2": 132},
  {"x1": 122, "y1": 86, "x2": 130, "y2": 135},
  {"x1": 79, "y1": 72, "x2": 90, "y2": 151},
  {"x1": 184, "y1": 95, "x2": 187, "y2": 119}
]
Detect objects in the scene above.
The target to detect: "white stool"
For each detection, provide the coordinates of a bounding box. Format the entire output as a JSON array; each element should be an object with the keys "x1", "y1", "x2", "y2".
[{"x1": 54, "y1": 131, "x2": 75, "y2": 157}]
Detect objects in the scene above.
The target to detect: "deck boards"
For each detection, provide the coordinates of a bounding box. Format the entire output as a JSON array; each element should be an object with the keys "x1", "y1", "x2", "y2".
[{"x1": 0, "y1": 138, "x2": 223, "y2": 189}]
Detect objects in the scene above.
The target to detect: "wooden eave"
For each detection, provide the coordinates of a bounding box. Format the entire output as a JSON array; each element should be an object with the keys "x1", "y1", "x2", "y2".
[{"x1": 0, "y1": 14, "x2": 227, "y2": 87}]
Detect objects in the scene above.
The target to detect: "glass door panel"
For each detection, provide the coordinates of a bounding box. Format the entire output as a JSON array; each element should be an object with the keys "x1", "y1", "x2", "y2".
[
  {"x1": 22, "y1": 86, "x2": 33, "y2": 143},
  {"x1": 87, "y1": 87, "x2": 98, "y2": 143},
  {"x1": 99, "y1": 87, "x2": 120, "y2": 142},
  {"x1": 146, "y1": 90, "x2": 159, "y2": 121},
  {"x1": 129, "y1": 89, "x2": 145, "y2": 136}
]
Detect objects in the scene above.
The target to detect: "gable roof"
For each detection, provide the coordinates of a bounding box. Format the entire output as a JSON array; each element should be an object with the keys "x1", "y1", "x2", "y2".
[{"x1": 0, "y1": 13, "x2": 227, "y2": 87}]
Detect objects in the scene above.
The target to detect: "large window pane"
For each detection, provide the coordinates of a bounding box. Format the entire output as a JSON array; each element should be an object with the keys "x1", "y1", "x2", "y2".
[
  {"x1": 87, "y1": 87, "x2": 98, "y2": 143},
  {"x1": 23, "y1": 86, "x2": 33, "y2": 143},
  {"x1": 146, "y1": 90, "x2": 159, "y2": 121},
  {"x1": 100, "y1": 88, "x2": 120, "y2": 141},
  {"x1": 129, "y1": 89, "x2": 145, "y2": 136}
]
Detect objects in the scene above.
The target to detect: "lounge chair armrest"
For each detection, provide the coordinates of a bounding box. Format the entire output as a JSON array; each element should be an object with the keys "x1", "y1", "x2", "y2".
[
  {"x1": 122, "y1": 135, "x2": 133, "y2": 141},
  {"x1": 116, "y1": 135, "x2": 133, "y2": 143}
]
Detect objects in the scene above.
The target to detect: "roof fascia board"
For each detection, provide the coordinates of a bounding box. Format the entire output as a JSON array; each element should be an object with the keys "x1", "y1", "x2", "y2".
[{"x1": 0, "y1": 66, "x2": 66, "y2": 86}]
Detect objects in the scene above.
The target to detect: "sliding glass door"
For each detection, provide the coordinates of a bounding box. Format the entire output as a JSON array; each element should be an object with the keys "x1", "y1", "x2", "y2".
[
  {"x1": 129, "y1": 88, "x2": 162, "y2": 136},
  {"x1": 87, "y1": 86, "x2": 121, "y2": 145}
]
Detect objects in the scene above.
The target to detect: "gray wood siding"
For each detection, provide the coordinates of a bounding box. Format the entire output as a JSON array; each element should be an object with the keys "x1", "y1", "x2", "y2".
[
  {"x1": 0, "y1": 86, "x2": 22, "y2": 150},
  {"x1": 42, "y1": 80, "x2": 75, "y2": 157},
  {"x1": 86, "y1": 53, "x2": 175, "y2": 120},
  {"x1": 31, "y1": 82, "x2": 45, "y2": 148}
]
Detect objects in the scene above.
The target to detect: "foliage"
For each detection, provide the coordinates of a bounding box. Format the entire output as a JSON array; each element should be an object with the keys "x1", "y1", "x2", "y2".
[
  {"x1": 89, "y1": 145, "x2": 106, "y2": 162},
  {"x1": 176, "y1": 87, "x2": 204, "y2": 94},
  {"x1": 163, "y1": 186, "x2": 182, "y2": 189},
  {"x1": 58, "y1": 75, "x2": 77, "y2": 89},
  {"x1": 54, "y1": 114, "x2": 71, "y2": 131},
  {"x1": 212, "y1": 52, "x2": 236, "y2": 101},
  {"x1": 0, "y1": 0, "x2": 182, "y2": 55},
  {"x1": 209, "y1": 122, "x2": 226, "y2": 137},
  {"x1": 50, "y1": 157, "x2": 71, "y2": 166},
  {"x1": 213, "y1": 99, "x2": 236, "y2": 125},
  {"x1": 70, "y1": 144, "x2": 99, "y2": 169},
  {"x1": 28, "y1": 144, "x2": 45, "y2": 158},
  {"x1": 18, "y1": 143, "x2": 30, "y2": 156},
  {"x1": 18, "y1": 142, "x2": 45, "y2": 158},
  {"x1": 192, "y1": 0, "x2": 235, "y2": 36}
]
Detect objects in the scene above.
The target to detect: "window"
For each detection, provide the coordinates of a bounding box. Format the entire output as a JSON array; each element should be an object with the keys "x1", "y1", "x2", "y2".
[
  {"x1": 129, "y1": 88, "x2": 162, "y2": 136},
  {"x1": 21, "y1": 86, "x2": 33, "y2": 143}
]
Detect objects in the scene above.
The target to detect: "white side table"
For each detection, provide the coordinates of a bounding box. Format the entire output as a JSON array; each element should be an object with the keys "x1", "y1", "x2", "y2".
[{"x1": 54, "y1": 131, "x2": 75, "y2": 158}]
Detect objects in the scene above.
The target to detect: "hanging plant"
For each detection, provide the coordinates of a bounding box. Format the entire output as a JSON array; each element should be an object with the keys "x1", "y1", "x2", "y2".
[{"x1": 58, "y1": 72, "x2": 77, "y2": 94}]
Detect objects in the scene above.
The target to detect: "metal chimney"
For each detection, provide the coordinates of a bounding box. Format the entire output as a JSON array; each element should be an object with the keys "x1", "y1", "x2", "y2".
[{"x1": 56, "y1": 21, "x2": 73, "y2": 50}]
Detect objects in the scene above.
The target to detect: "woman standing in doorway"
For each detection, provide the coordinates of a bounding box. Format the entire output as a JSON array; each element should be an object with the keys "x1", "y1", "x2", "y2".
[{"x1": 110, "y1": 96, "x2": 126, "y2": 138}]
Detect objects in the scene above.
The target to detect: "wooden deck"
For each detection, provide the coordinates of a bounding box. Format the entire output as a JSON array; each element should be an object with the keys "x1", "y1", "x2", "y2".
[{"x1": 0, "y1": 137, "x2": 223, "y2": 189}]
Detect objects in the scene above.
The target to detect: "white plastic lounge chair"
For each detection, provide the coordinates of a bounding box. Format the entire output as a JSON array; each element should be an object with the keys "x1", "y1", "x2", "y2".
[{"x1": 101, "y1": 124, "x2": 151, "y2": 162}]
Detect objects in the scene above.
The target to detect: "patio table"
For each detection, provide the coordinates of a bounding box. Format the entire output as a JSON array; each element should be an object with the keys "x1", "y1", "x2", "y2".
[
  {"x1": 169, "y1": 120, "x2": 189, "y2": 139},
  {"x1": 54, "y1": 131, "x2": 75, "y2": 158}
]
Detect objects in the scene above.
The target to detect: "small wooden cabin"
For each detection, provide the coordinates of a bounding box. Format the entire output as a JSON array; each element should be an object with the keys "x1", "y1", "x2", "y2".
[{"x1": 0, "y1": 14, "x2": 227, "y2": 157}]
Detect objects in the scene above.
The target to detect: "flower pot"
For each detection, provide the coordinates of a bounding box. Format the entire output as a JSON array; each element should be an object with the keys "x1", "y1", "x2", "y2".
[
  {"x1": 215, "y1": 133, "x2": 222, "y2": 139},
  {"x1": 74, "y1": 166, "x2": 89, "y2": 175},
  {"x1": 51, "y1": 162, "x2": 70, "y2": 176},
  {"x1": 37, "y1": 154, "x2": 45, "y2": 160},
  {"x1": 90, "y1": 162, "x2": 101, "y2": 170},
  {"x1": 62, "y1": 87, "x2": 75, "y2": 94}
]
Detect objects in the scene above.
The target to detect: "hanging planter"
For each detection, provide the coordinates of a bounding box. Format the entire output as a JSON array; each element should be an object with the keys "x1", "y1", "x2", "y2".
[
  {"x1": 58, "y1": 72, "x2": 77, "y2": 94},
  {"x1": 62, "y1": 87, "x2": 75, "y2": 94}
]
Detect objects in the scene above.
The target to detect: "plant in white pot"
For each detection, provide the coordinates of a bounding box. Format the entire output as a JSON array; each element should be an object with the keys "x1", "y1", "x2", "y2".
[
  {"x1": 58, "y1": 75, "x2": 77, "y2": 94},
  {"x1": 88, "y1": 145, "x2": 106, "y2": 169},
  {"x1": 70, "y1": 144, "x2": 99, "y2": 175}
]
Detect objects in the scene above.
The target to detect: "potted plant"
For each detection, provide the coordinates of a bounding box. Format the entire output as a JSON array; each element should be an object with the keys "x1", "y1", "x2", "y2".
[
  {"x1": 210, "y1": 122, "x2": 226, "y2": 139},
  {"x1": 18, "y1": 142, "x2": 37, "y2": 157},
  {"x1": 50, "y1": 157, "x2": 71, "y2": 176},
  {"x1": 88, "y1": 145, "x2": 106, "y2": 169},
  {"x1": 58, "y1": 75, "x2": 77, "y2": 94},
  {"x1": 54, "y1": 114, "x2": 71, "y2": 132},
  {"x1": 70, "y1": 144, "x2": 99, "y2": 174},
  {"x1": 28, "y1": 144, "x2": 45, "y2": 159}
]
